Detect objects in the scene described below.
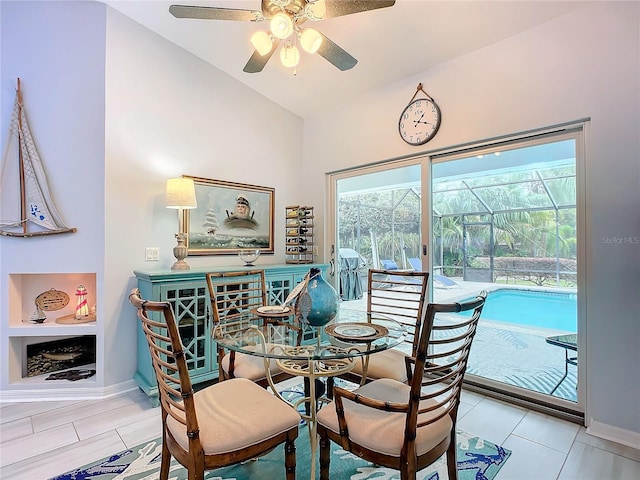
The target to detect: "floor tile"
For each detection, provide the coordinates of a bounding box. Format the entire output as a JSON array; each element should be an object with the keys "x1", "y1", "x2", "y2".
[
  {"x1": 457, "y1": 400, "x2": 475, "y2": 420},
  {"x1": 0, "y1": 417, "x2": 33, "y2": 444},
  {"x1": 0, "y1": 431, "x2": 125, "y2": 480},
  {"x1": 0, "y1": 400, "x2": 82, "y2": 425},
  {"x1": 0, "y1": 423, "x2": 78, "y2": 466},
  {"x1": 460, "y1": 388, "x2": 486, "y2": 406},
  {"x1": 576, "y1": 428, "x2": 640, "y2": 462},
  {"x1": 497, "y1": 434, "x2": 567, "y2": 479},
  {"x1": 457, "y1": 397, "x2": 527, "y2": 445},
  {"x1": 31, "y1": 394, "x2": 136, "y2": 432},
  {"x1": 117, "y1": 413, "x2": 163, "y2": 448},
  {"x1": 72, "y1": 401, "x2": 158, "y2": 440},
  {"x1": 558, "y1": 441, "x2": 640, "y2": 480},
  {"x1": 512, "y1": 410, "x2": 580, "y2": 453}
]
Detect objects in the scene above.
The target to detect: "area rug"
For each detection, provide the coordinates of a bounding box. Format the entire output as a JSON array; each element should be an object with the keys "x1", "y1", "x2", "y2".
[{"x1": 49, "y1": 427, "x2": 510, "y2": 480}]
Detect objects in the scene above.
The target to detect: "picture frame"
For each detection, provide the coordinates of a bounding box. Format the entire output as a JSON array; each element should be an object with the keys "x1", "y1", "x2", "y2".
[{"x1": 183, "y1": 176, "x2": 275, "y2": 256}]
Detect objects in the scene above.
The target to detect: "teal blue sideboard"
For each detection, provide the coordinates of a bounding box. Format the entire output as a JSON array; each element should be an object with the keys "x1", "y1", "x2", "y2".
[{"x1": 133, "y1": 263, "x2": 329, "y2": 405}]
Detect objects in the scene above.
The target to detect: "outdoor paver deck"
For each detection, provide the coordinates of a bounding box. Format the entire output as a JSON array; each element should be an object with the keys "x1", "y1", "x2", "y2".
[{"x1": 341, "y1": 278, "x2": 578, "y2": 402}]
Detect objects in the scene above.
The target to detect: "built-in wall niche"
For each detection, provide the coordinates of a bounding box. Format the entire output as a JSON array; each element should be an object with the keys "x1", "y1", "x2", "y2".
[
  {"x1": 8, "y1": 272, "x2": 97, "y2": 327},
  {"x1": 25, "y1": 335, "x2": 96, "y2": 378},
  {"x1": 4, "y1": 272, "x2": 99, "y2": 391},
  {"x1": 8, "y1": 335, "x2": 97, "y2": 385}
]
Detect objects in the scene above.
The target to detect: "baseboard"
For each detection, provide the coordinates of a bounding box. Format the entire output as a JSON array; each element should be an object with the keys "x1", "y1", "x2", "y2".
[
  {"x1": 587, "y1": 419, "x2": 640, "y2": 450},
  {"x1": 0, "y1": 379, "x2": 138, "y2": 403}
]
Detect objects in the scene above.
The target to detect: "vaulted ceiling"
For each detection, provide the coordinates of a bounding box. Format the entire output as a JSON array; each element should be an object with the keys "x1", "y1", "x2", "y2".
[{"x1": 103, "y1": 0, "x2": 589, "y2": 118}]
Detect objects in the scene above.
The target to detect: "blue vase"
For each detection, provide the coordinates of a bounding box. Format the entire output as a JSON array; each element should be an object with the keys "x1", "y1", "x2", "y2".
[{"x1": 305, "y1": 268, "x2": 339, "y2": 326}]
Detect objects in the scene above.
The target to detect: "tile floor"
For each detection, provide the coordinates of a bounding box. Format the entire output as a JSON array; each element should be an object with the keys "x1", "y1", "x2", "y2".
[{"x1": 1, "y1": 383, "x2": 638, "y2": 480}]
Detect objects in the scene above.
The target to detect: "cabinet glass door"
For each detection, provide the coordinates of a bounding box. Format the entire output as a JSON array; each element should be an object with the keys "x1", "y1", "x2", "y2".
[{"x1": 163, "y1": 284, "x2": 214, "y2": 378}]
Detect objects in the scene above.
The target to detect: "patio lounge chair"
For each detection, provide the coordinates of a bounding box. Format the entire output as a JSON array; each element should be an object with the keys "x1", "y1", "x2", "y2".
[
  {"x1": 379, "y1": 259, "x2": 423, "y2": 287},
  {"x1": 407, "y1": 257, "x2": 461, "y2": 289}
]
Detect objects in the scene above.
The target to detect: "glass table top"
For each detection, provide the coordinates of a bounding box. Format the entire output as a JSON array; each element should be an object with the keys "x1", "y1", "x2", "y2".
[{"x1": 212, "y1": 307, "x2": 406, "y2": 361}]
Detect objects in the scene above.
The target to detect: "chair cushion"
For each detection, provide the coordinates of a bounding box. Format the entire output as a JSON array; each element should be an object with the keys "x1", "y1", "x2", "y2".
[
  {"x1": 221, "y1": 343, "x2": 283, "y2": 381},
  {"x1": 350, "y1": 348, "x2": 409, "y2": 383},
  {"x1": 166, "y1": 377, "x2": 300, "y2": 455},
  {"x1": 317, "y1": 378, "x2": 452, "y2": 457}
]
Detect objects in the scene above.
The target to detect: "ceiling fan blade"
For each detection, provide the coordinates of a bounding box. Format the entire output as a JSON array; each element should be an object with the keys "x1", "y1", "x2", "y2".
[
  {"x1": 322, "y1": 0, "x2": 396, "y2": 19},
  {"x1": 316, "y1": 33, "x2": 357, "y2": 71},
  {"x1": 169, "y1": 5, "x2": 260, "y2": 21},
  {"x1": 243, "y1": 41, "x2": 279, "y2": 73}
]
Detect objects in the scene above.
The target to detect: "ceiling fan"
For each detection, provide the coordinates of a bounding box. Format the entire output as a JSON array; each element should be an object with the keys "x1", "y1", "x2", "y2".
[{"x1": 169, "y1": 0, "x2": 396, "y2": 73}]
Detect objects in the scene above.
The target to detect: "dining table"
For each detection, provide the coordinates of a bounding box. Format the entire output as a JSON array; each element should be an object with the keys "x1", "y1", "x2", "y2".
[{"x1": 212, "y1": 307, "x2": 406, "y2": 480}]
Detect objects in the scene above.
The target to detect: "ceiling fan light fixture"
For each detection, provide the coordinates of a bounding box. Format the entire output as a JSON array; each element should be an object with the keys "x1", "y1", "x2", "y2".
[
  {"x1": 280, "y1": 42, "x2": 300, "y2": 68},
  {"x1": 250, "y1": 30, "x2": 273, "y2": 56},
  {"x1": 270, "y1": 12, "x2": 293, "y2": 40},
  {"x1": 300, "y1": 28, "x2": 322, "y2": 54},
  {"x1": 305, "y1": 0, "x2": 326, "y2": 20}
]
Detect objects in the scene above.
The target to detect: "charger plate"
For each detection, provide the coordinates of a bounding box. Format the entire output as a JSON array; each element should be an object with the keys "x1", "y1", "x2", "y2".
[
  {"x1": 256, "y1": 305, "x2": 291, "y2": 315},
  {"x1": 325, "y1": 322, "x2": 388, "y2": 343}
]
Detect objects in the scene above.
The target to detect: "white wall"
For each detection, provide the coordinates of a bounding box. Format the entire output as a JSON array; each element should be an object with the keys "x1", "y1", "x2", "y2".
[
  {"x1": 1, "y1": 1, "x2": 304, "y2": 393},
  {"x1": 1, "y1": 1, "x2": 107, "y2": 388},
  {"x1": 103, "y1": 10, "x2": 304, "y2": 386},
  {"x1": 302, "y1": 2, "x2": 640, "y2": 439}
]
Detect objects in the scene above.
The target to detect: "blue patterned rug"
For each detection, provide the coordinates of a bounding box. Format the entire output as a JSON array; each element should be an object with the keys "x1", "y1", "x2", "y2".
[{"x1": 49, "y1": 427, "x2": 509, "y2": 480}]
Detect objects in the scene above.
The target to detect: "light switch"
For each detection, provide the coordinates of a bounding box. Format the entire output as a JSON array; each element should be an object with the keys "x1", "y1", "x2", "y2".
[{"x1": 145, "y1": 247, "x2": 160, "y2": 261}]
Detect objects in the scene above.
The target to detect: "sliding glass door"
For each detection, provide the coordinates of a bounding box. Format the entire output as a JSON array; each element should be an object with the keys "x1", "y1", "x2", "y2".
[
  {"x1": 328, "y1": 125, "x2": 585, "y2": 418},
  {"x1": 430, "y1": 130, "x2": 583, "y2": 416},
  {"x1": 329, "y1": 162, "x2": 423, "y2": 304}
]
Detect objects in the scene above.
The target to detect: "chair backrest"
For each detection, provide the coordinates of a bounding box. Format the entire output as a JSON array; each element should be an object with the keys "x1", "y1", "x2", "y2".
[
  {"x1": 407, "y1": 257, "x2": 422, "y2": 272},
  {"x1": 367, "y1": 268, "x2": 429, "y2": 357},
  {"x1": 128, "y1": 288, "x2": 202, "y2": 450},
  {"x1": 206, "y1": 270, "x2": 267, "y2": 323},
  {"x1": 380, "y1": 259, "x2": 400, "y2": 270},
  {"x1": 406, "y1": 292, "x2": 487, "y2": 445}
]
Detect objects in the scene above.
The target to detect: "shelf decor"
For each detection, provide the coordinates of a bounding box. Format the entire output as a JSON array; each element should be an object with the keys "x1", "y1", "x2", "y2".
[{"x1": 183, "y1": 176, "x2": 274, "y2": 256}]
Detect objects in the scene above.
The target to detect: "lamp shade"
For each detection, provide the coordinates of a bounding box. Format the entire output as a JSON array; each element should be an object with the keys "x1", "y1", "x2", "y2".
[
  {"x1": 251, "y1": 31, "x2": 273, "y2": 56},
  {"x1": 300, "y1": 28, "x2": 322, "y2": 54},
  {"x1": 270, "y1": 12, "x2": 293, "y2": 40},
  {"x1": 280, "y1": 43, "x2": 300, "y2": 68},
  {"x1": 165, "y1": 178, "x2": 197, "y2": 209}
]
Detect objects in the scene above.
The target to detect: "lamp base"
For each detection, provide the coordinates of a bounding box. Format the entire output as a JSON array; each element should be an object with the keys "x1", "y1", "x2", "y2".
[
  {"x1": 171, "y1": 233, "x2": 190, "y2": 271},
  {"x1": 171, "y1": 260, "x2": 190, "y2": 271}
]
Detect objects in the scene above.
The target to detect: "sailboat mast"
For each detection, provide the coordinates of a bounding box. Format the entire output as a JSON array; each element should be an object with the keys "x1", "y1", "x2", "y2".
[{"x1": 16, "y1": 78, "x2": 27, "y2": 235}]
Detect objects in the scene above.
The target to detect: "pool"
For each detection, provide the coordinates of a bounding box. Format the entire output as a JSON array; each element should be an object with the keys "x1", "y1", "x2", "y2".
[{"x1": 464, "y1": 289, "x2": 577, "y2": 332}]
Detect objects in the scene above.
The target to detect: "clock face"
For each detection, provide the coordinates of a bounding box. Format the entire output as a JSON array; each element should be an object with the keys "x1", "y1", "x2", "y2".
[{"x1": 398, "y1": 98, "x2": 441, "y2": 146}]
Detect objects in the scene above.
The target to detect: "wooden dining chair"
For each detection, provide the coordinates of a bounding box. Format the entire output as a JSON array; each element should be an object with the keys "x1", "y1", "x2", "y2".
[
  {"x1": 206, "y1": 270, "x2": 301, "y2": 386},
  {"x1": 337, "y1": 267, "x2": 429, "y2": 386},
  {"x1": 317, "y1": 292, "x2": 487, "y2": 480},
  {"x1": 129, "y1": 288, "x2": 299, "y2": 480}
]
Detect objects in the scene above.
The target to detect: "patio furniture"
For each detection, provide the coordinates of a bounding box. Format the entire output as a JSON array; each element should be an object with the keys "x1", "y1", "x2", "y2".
[
  {"x1": 545, "y1": 333, "x2": 577, "y2": 394},
  {"x1": 407, "y1": 257, "x2": 461, "y2": 289},
  {"x1": 339, "y1": 248, "x2": 366, "y2": 300},
  {"x1": 128, "y1": 288, "x2": 300, "y2": 480},
  {"x1": 317, "y1": 292, "x2": 487, "y2": 480}
]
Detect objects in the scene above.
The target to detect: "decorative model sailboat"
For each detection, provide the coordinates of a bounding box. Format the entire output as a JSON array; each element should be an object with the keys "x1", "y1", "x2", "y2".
[{"x1": 0, "y1": 78, "x2": 76, "y2": 237}]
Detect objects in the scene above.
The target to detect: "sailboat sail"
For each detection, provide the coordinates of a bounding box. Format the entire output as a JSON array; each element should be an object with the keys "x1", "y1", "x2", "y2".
[{"x1": 0, "y1": 79, "x2": 76, "y2": 237}]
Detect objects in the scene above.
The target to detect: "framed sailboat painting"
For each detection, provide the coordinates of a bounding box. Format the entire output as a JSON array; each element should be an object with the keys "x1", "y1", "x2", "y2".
[{"x1": 183, "y1": 176, "x2": 274, "y2": 256}]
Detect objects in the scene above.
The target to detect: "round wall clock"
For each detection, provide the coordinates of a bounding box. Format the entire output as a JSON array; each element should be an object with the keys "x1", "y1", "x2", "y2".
[{"x1": 398, "y1": 83, "x2": 441, "y2": 146}]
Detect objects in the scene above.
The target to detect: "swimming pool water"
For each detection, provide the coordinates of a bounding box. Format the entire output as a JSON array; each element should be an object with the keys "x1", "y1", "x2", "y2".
[{"x1": 468, "y1": 289, "x2": 577, "y2": 332}]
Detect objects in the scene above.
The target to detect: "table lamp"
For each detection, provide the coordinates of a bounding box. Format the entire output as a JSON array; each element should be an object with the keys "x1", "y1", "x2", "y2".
[{"x1": 166, "y1": 177, "x2": 197, "y2": 270}]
